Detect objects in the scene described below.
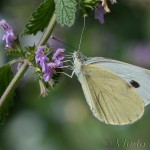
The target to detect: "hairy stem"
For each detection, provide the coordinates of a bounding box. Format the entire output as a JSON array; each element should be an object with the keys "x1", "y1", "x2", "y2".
[
  {"x1": 37, "y1": 13, "x2": 56, "y2": 47},
  {"x1": 0, "y1": 12, "x2": 56, "y2": 103},
  {"x1": 0, "y1": 60, "x2": 28, "y2": 106}
]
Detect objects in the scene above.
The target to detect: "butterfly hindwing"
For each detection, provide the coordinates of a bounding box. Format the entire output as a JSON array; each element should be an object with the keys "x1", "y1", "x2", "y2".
[{"x1": 79, "y1": 64, "x2": 144, "y2": 125}]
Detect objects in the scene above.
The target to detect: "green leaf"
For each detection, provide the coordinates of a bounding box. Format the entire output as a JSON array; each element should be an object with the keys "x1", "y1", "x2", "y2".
[
  {"x1": 54, "y1": 0, "x2": 77, "y2": 26},
  {"x1": 22, "y1": 0, "x2": 55, "y2": 35},
  {"x1": 0, "y1": 64, "x2": 14, "y2": 123}
]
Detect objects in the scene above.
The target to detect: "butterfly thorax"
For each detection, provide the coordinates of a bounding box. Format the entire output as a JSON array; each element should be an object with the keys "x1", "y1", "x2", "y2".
[{"x1": 73, "y1": 51, "x2": 86, "y2": 76}]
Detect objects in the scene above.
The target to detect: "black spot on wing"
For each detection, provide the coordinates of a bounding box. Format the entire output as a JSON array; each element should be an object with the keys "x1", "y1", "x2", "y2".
[{"x1": 130, "y1": 80, "x2": 140, "y2": 88}]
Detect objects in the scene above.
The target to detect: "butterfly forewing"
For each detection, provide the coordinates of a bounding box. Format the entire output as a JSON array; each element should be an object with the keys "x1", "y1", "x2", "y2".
[
  {"x1": 80, "y1": 64, "x2": 144, "y2": 125},
  {"x1": 84, "y1": 57, "x2": 150, "y2": 106}
]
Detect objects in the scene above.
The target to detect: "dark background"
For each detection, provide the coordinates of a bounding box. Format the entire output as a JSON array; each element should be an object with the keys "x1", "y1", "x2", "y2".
[{"x1": 0, "y1": 0, "x2": 150, "y2": 150}]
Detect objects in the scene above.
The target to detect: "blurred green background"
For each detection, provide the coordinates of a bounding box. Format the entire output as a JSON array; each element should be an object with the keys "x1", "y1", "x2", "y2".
[{"x1": 0, "y1": 0, "x2": 150, "y2": 150}]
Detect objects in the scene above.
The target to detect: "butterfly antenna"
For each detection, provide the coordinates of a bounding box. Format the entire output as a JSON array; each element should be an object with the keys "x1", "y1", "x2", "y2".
[
  {"x1": 51, "y1": 36, "x2": 77, "y2": 51},
  {"x1": 78, "y1": 15, "x2": 86, "y2": 52}
]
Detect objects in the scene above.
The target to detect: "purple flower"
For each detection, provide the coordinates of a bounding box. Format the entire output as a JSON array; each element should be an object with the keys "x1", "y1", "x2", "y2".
[
  {"x1": 52, "y1": 48, "x2": 65, "y2": 67},
  {"x1": 40, "y1": 61, "x2": 48, "y2": 72},
  {"x1": 54, "y1": 59, "x2": 63, "y2": 67},
  {"x1": 94, "y1": 4, "x2": 107, "y2": 24},
  {"x1": 47, "y1": 62, "x2": 57, "y2": 68},
  {"x1": 0, "y1": 19, "x2": 16, "y2": 48},
  {"x1": 52, "y1": 48, "x2": 65, "y2": 61},
  {"x1": 35, "y1": 46, "x2": 48, "y2": 63},
  {"x1": 0, "y1": 20, "x2": 12, "y2": 31},
  {"x1": 43, "y1": 49, "x2": 65, "y2": 82},
  {"x1": 43, "y1": 63, "x2": 56, "y2": 82},
  {"x1": 35, "y1": 47, "x2": 65, "y2": 82},
  {"x1": 35, "y1": 46, "x2": 49, "y2": 72}
]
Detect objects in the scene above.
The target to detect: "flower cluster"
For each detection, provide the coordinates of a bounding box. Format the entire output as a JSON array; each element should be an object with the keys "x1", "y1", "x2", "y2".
[
  {"x1": 35, "y1": 46, "x2": 65, "y2": 82},
  {"x1": 94, "y1": 0, "x2": 117, "y2": 24},
  {"x1": 94, "y1": 4, "x2": 107, "y2": 24},
  {"x1": 0, "y1": 19, "x2": 16, "y2": 48}
]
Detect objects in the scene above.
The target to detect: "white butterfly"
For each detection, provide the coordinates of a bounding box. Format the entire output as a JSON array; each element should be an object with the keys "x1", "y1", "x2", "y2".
[{"x1": 73, "y1": 51, "x2": 150, "y2": 125}]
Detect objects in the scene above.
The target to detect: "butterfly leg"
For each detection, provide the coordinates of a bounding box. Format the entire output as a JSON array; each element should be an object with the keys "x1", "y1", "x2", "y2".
[
  {"x1": 56, "y1": 70, "x2": 75, "y2": 78},
  {"x1": 57, "y1": 65, "x2": 73, "y2": 70},
  {"x1": 63, "y1": 60, "x2": 74, "y2": 65}
]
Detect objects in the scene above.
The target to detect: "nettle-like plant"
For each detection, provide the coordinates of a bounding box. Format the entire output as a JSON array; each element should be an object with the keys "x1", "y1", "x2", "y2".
[{"x1": 0, "y1": 0, "x2": 116, "y2": 123}]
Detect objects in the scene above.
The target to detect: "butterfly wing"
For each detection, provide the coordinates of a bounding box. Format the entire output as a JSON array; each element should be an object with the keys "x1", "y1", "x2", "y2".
[
  {"x1": 84, "y1": 58, "x2": 150, "y2": 106},
  {"x1": 77, "y1": 64, "x2": 144, "y2": 125}
]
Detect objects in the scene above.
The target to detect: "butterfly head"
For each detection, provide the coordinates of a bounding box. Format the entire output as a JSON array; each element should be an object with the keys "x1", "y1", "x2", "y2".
[
  {"x1": 73, "y1": 51, "x2": 87, "y2": 63},
  {"x1": 73, "y1": 51, "x2": 87, "y2": 74}
]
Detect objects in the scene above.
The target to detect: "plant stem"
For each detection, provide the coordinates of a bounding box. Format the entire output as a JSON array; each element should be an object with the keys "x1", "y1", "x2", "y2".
[
  {"x1": 0, "y1": 12, "x2": 56, "y2": 103},
  {"x1": 0, "y1": 60, "x2": 28, "y2": 106},
  {"x1": 37, "y1": 13, "x2": 56, "y2": 47}
]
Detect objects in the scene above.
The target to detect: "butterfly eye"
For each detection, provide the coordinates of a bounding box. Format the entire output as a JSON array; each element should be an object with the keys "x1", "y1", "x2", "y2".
[{"x1": 130, "y1": 80, "x2": 140, "y2": 88}]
